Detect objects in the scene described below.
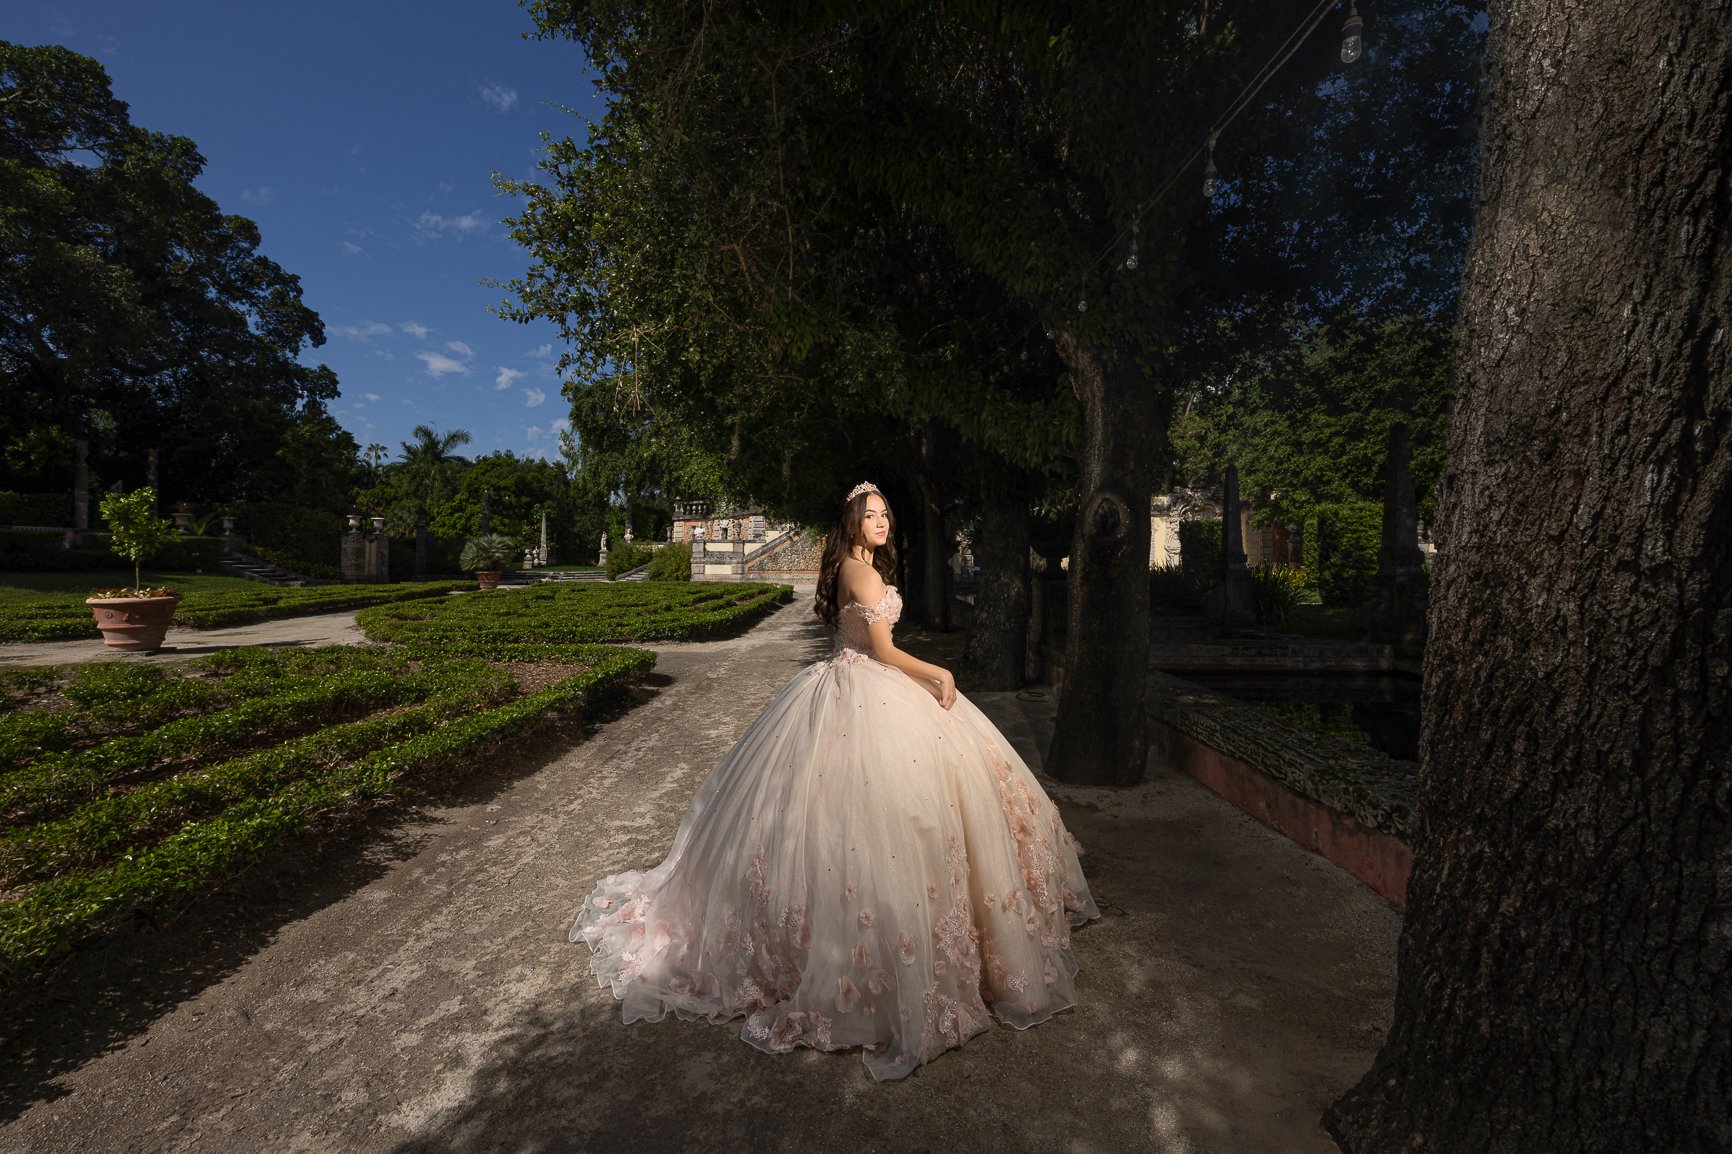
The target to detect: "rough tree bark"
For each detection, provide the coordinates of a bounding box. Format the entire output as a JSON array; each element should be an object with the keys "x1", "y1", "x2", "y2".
[
  {"x1": 916, "y1": 423, "x2": 951, "y2": 631},
  {"x1": 1326, "y1": 4, "x2": 1731, "y2": 1151},
  {"x1": 1045, "y1": 335, "x2": 1156, "y2": 786},
  {"x1": 960, "y1": 477, "x2": 1032, "y2": 689}
]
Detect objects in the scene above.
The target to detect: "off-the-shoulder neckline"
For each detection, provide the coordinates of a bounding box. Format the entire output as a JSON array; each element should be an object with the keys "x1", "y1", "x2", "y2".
[{"x1": 843, "y1": 585, "x2": 899, "y2": 614}]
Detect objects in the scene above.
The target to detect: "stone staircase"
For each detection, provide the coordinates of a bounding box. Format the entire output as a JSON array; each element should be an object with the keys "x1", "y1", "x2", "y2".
[{"x1": 217, "y1": 552, "x2": 326, "y2": 587}]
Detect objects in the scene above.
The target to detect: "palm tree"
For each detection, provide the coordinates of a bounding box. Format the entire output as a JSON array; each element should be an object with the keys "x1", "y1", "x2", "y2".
[
  {"x1": 399, "y1": 424, "x2": 470, "y2": 575},
  {"x1": 398, "y1": 424, "x2": 471, "y2": 515},
  {"x1": 364, "y1": 442, "x2": 389, "y2": 476}
]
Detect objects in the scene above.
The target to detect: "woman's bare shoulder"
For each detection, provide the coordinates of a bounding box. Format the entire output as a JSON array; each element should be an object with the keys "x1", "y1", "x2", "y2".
[{"x1": 839, "y1": 558, "x2": 886, "y2": 605}]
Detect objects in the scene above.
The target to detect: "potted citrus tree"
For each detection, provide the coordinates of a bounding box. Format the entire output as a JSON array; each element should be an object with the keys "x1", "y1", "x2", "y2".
[
  {"x1": 459, "y1": 533, "x2": 517, "y2": 590},
  {"x1": 87, "y1": 488, "x2": 182, "y2": 652}
]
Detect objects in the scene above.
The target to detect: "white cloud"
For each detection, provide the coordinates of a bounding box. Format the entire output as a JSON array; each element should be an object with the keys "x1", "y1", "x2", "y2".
[
  {"x1": 364, "y1": 392, "x2": 382, "y2": 402},
  {"x1": 414, "y1": 210, "x2": 489, "y2": 240},
  {"x1": 332, "y1": 320, "x2": 393, "y2": 341},
  {"x1": 241, "y1": 186, "x2": 274, "y2": 206},
  {"x1": 444, "y1": 340, "x2": 473, "y2": 357},
  {"x1": 400, "y1": 321, "x2": 431, "y2": 339},
  {"x1": 528, "y1": 343, "x2": 554, "y2": 358},
  {"x1": 551, "y1": 418, "x2": 570, "y2": 434},
  {"x1": 494, "y1": 367, "x2": 525, "y2": 391},
  {"x1": 479, "y1": 85, "x2": 519, "y2": 113},
  {"x1": 523, "y1": 387, "x2": 547, "y2": 408},
  {"x1": 416, "y1": 350, "x2": 470, "y2": 378},
  {"x1": 339, "y1": 240, "x2": 364, "y2": 256}
]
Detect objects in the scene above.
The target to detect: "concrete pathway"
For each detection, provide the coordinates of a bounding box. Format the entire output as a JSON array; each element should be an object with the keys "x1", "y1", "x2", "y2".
[
  {"x1": 0, "y1": 596, "x2": 1398, "y2": 1153},
  {"x1": 0, "y1": 610, "x2": 372, "y2": 668}
]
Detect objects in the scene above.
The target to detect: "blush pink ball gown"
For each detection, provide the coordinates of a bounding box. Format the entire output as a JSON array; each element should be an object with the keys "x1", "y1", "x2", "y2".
[{"x1": 572, "y1": 586, "x2": 1099, "y2": 1080}]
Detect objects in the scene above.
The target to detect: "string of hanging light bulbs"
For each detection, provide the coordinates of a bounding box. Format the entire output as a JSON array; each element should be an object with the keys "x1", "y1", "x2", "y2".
[{"x1": 1066, "y1": 0, "x2": 1366, "y2": 317}]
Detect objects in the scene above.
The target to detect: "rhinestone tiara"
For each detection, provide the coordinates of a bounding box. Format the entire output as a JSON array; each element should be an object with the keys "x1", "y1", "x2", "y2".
[{"x1": 845, "y1": 481, "x2": 881, "y2": 503}]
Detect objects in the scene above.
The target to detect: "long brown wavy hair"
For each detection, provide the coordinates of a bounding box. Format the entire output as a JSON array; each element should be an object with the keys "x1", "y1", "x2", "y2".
[{"x1": 814, "y1": 488, "x2": 899, "y2": 628}]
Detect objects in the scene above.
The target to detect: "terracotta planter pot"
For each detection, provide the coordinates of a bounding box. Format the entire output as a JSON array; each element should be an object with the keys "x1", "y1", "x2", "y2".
[
  {"x1": 85, "y1": 593, "x2": 182, "y2": 652},
  {"x1": 475, "y1": 571, "x2": 502, "y2": 590}
]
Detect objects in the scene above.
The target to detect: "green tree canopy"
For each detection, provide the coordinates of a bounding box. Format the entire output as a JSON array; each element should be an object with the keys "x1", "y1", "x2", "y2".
[
  {"x1": 0, "y1": 41, "x2": 345, "y2": 505},
  {"x1": 1170, "y1": 312, "x2": 1454, "y2": 525}
]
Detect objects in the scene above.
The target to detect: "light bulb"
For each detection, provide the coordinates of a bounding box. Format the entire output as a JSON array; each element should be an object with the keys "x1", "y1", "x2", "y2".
[
  {"x1": 1341, "y1": 7, "x2": 1363, "y2": 64},
  {"x1": 1077, "y1": 295, "x2": 1088, "y2": 313},
  {"x1": 1126, "y1": 241, "x2": 1139, "y2": 271},
  {"x1": 1202, "y1": 161, "x2": 1219, "y2": 198}
]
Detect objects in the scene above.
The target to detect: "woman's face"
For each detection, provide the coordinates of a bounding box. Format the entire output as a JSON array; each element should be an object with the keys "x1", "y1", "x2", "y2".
[{"x1": 857, "y1": 494, "x2": 890, "y2": 551}]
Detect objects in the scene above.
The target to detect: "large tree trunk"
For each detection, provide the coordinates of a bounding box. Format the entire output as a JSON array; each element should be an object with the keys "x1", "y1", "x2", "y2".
[
  {"x1": 1045, "y1": 336, "x2": 1156, "y2": 786},
  {"x1": 1327, "y1": 5, "x2": 1732, "y2": 1151},
  {"x1": 916, "y1": 423, "x2": 950, "y2": 631},
  {"x1": 961, "y1": 476, "x2": 1031, "y2": 690}
]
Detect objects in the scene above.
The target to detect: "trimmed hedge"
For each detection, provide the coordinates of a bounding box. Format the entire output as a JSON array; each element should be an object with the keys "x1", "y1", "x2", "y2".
[
  {"x1": 0, "y1": 641, "x2": 654, "y2": 978},
  {"x1": 356, "y1": 582, "x2": 793, "y2": 647},
  {"x1": 1303, "y1": 502, "x2": 1383, "y2": 607}
]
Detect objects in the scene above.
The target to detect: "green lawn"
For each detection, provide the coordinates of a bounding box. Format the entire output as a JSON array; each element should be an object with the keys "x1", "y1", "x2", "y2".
[{"x1": 1281, "y1": 603, "x2": 1362, "y2": 641}]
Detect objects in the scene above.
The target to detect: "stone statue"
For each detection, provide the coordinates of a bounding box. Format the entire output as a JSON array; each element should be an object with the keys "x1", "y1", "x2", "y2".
[{"x1": 600, "y1": 531, "x2": 609, "y2": 554}]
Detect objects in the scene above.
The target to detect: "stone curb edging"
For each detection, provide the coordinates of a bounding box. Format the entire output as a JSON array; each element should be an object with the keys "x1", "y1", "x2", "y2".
[{"x1": 1144, "y1": 670, "x2": 1418, "y2": 908}]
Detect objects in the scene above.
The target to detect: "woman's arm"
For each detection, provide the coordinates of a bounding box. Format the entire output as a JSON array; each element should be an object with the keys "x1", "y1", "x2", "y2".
[{"x1": 842, "y1": 564, "x2": 956, "y2": 708}]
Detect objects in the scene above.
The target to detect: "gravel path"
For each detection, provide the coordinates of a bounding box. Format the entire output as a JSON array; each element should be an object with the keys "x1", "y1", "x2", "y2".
[{"x1": 0, "y1": 597, "x2": 1399, "y2": 1153}]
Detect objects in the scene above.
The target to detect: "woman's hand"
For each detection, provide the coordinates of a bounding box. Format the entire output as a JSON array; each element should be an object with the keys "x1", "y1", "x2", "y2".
[{"x1": 931, "y1": 670, "x2": 957, "y2": 710}]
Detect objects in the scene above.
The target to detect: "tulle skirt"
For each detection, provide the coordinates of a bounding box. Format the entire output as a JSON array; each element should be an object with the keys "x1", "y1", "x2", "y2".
[{"x1": 571, "y1": 650, "x2": 1100, "y2": 1080}]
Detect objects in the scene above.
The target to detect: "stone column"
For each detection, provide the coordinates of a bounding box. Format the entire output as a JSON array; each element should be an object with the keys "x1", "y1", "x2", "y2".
[
  {"x1": 341, "y1": 510, "x2": 366, "y2": 582},
  {"x1": 1218, "y1": 465, "x2": 1254, "y2": 628},
  {"x1": 368, "y1": 515, "x2": 389, "y2": 583},
  {"x1": 221, "y1": 516, "x2": 237, "y2": 556},
  {"x1": 1361, "y1": 422, "x2": 1430, "y2": 657}
]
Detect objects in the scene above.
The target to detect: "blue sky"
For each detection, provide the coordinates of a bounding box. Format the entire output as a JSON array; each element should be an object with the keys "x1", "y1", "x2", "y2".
[{"x1": 5, "y1": 1, "x2": 606, "y2": 462}]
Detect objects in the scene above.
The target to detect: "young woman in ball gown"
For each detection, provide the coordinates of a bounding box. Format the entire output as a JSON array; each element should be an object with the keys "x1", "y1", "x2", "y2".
[{"x1": 572, "y1": 482, "x2": 1098, "y2": 1080}]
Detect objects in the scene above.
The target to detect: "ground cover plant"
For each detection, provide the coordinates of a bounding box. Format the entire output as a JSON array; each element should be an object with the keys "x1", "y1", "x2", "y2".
[
  {"x1": 0, "y1": 581, "x2": 792, "y2": 979},
  {"x1": 0, "y1": 577, "x2": 473, "y2": 643},
  {"x1": 356, "y1": 581, "x2": 793, "y2": 647},
  {"x1": 0, "y1": 641, "x2": 653, "y2": 979}
]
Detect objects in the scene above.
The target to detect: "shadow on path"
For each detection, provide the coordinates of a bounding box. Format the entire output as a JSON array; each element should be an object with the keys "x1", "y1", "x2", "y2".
[{"x1": 0, "y1": 681, "x2": 662, "y2": 1125}]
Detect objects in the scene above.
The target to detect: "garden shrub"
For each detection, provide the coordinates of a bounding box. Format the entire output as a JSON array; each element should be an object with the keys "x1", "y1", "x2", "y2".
[
  {"x1": 0, "y1": 530, "x2": 223, "y2": 573},
  {"x1": 0, "y1": 492, "x2": 71, "y2": 527},
  {"x1": 235, "y1": 501, "x2": 344, "y2": 569},
  {"x1": 1250, "y1": 564, "x2": 1309, "y2": 627},
  {"x1": 605, "y1": 540, "x2": 655, "y2": 578},
  {"x1": 648, "y1": 541, "x2": 692, "y2": 581},
  {"x1": 244, "y1": 543, "x2": 343, "y2": 580},
  {"x1": 1148, "y1": 563, "x2": 1204, "y2": 611},
  {"x1": 1304, "y1": 502, "x2": 1383, "y2": 607},
  {"x1": 1179, "y1": 519, "x2": 1224, "y2": 592}
]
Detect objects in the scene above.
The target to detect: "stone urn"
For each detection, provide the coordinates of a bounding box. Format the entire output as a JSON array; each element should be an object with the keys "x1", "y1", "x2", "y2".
[{"x1": 85, "y1": 592, "x2": 182, "y2": 652}]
